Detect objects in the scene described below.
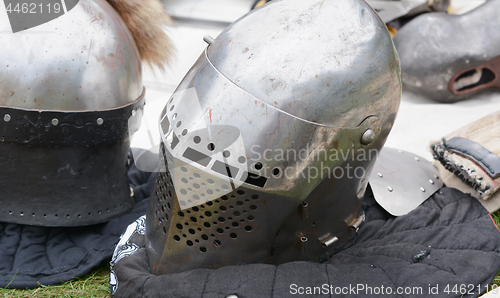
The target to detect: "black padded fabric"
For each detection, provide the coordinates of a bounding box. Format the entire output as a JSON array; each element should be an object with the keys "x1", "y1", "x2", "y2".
[
  {"x1": 0, "y1": 150, "x2": 156, "y2": 289},
  {"x1": 3, "y1": 149, "x2": 500, "y2": 298},
  {"x1": 111, "y1": 187, "x2": 500, "y2": 298}
]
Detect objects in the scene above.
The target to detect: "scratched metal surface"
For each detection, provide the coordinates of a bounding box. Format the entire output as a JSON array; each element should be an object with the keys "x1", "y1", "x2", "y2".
[
  {"x1": 127, "y1": 0, "x2": 498, "y2": 162},
  {"x1": 0, "y1": 0, "x2": 495, "y2": 160}
]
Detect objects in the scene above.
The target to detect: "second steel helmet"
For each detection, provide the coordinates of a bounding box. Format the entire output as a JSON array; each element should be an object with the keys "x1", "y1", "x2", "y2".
[{"x1": 0, "y1": 0, "x2": 171, "y2": 226}]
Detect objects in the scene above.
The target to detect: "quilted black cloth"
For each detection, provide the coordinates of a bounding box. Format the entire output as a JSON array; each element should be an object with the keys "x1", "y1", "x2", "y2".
[
  {"x1": 2, "y1": 149, "x2": 500, "y2": 298},
  {"x1": 0, "y1": 150, "x2": 156, "y2": 289},
  {"x1": 111, "y1": 187, "x2": 500, "y2": 298}
]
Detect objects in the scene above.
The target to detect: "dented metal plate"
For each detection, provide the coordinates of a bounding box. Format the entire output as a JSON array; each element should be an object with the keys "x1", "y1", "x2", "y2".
[
  {"x1": 393, "y1": 0, "x2": 500, "y2": 102},
  {"x1": 369, "y1": 148, "x2": 443, "y2": 216},
  {"x1": 365, "y1": 0, "x2": 450, "y2": 23}
]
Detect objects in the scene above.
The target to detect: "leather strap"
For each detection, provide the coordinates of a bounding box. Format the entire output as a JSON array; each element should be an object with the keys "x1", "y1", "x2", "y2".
[
  {"x1": 443, "y1": 137, "x2": 500, "y2": 179},
  {"x1": 0, "y1": 88, "x2": 144, "y2": 146}
]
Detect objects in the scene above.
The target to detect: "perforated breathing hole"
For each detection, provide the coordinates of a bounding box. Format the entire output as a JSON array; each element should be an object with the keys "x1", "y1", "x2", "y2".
[
  {"x1": 151, "y1": 143, "x2": 175, "y2": 238},
  {"x1": 152, "y1": 139, "x2": 264, "y2": 255},
  {"x1": 157, "y1": 187, "x2": 260, "y2": 252}
]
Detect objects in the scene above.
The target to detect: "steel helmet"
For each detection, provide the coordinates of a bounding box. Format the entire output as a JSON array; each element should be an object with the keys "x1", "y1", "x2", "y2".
[
  {"x1": 0, "y1": 0, "x2": 145, "y2": 226},
  {"x1": 146, "y1": 0, "x2": 401, "y2": 274}
]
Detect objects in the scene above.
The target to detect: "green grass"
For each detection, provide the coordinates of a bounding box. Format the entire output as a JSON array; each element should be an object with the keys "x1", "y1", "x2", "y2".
[
  {"x1": 491, "y1": 210, "x2": 500, "y2": 290},
  {"x1": 3, "y1": 213, "x2": 500, "y2": 297},
  {"x1": 0, "y1": 261, "x2": 110, "y2": 298}
]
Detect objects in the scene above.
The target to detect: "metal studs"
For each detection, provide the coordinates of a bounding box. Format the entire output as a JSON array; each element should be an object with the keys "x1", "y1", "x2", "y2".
[
  {"x1": 377, "y1": 173, "x2": 383, "y2": 178},
  {"x1": 420, "y1": 187, "x2": 426, "y2": 192},
  {"x1": 414, "y1": 157, "x2": 420, "y2": 161},
  {"x1": 387, "y1": 186, "x2": 393, "y2": 192},
  {"x1": 349, "y1": 215, "x2": 364, "y2": 232},
  {"x1": 434, "y1": 175, "x2": 440, "y2": 179},
  {"x1": 429, "y1": 179, "x2": 434, "y2": 185},
  {"x1": 226, "y1": 295, "x2": 238, "y2": 298},
  {"x1": 300, "y1": 236, "x2": 308, "y2": 254},
  {"x1": 300, "y1": 201, "x2": 308, "y2": 219},
  {"x1": 96, "y1": 118, "x2": 104, "y2": 125},
  {"x1": 203, "y1": 35, "x2": 215, "y2": 45},
  {"x1": 3, "y1": 114, "x2": 11, "y2": 122},
  {"x1": 51, "y1": 118, "x2": 59, "y2": 126},
  {"x1": 360, "y1": 129, "x2": 376, "y2": 145},
  {"x1": 321, "y1": 236, "x2": 339, "y2": 248}
]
